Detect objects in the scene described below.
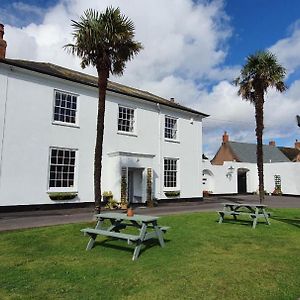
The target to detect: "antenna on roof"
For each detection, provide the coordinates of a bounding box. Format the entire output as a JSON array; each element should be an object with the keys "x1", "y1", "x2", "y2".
[{"x1": 297, "y1": 115, "x2": 300, "y2": 127}]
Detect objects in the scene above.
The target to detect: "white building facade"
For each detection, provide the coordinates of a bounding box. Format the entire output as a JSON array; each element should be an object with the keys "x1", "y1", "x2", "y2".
[
  {"x1": 0, "y1": 59, "x2": 207, "y2": 208},
  {"x1": 203, "y1": 160, "x2": 300, "y2": 196}
]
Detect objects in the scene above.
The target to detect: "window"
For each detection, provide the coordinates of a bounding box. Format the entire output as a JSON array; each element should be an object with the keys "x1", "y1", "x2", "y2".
[
  {"x1": 53, "y1": 90, "x2": 77, "y2": 124},
  {"x1": 165, "y1": 116, "x2": 177, "y2": 139},
  {"x1": 118, "y1": 106, "x2": 135, "y2": 132},
  {"x1": 49, "y1": 148, "x2": 76, "y2": 188},
  {"x1": 164, "y1": 158, "x2": 178, "y2": 188}
]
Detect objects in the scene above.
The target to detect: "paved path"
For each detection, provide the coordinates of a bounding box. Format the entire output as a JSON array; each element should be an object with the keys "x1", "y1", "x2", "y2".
[{"x1": 0, "y1": 195, "x2": 299, "y2": 232}]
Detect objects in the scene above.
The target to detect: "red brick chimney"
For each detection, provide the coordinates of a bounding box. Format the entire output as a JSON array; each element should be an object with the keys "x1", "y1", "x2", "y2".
[
  {"x1": 269, "y1": 140, "x2": 276, "y2": 147},
  {"x1": 295, "y1": 139, "x2": 300, "y2": 150},
  {"x1": 0, "y1": 23, "x2": 7, "y2": 59},
  {"x1": 222, "y1": 131, "x2": 229, "y2": 144}
]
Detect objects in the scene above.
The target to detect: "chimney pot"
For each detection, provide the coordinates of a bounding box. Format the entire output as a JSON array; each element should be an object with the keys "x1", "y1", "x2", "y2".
[
  {"x1": 222, "y1": 131, "x2": 229, "y2": 143},
  {"x1": 0, "y1": 23, "x2": 7, "y2": 59},
  {"x1": 269, "y1": 140, "x2": 276, "y2": 147},
  {"x1": 170, "y1": 97, "x2": 175, "y2": 102},
  {"x1": 295, "y1": 139, "x2": 300, "y2": 150}
]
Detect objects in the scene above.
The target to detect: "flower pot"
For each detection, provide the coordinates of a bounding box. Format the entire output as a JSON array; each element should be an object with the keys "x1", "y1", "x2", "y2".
[{"x1": 127, "y1": 208, "x2": 134, "y2": 217}]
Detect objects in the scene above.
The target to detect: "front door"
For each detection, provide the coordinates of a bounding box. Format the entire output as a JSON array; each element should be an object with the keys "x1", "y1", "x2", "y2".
[
  {"x1": 237, "y1": 169, "x2": 248, "y2": 194},
  {"x1": 127, "y1": 168, "x2": 143, "y2": 203}
]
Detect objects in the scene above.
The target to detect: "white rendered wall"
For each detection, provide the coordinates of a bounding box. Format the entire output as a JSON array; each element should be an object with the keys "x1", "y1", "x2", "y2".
[
  {"x1": 0, "y1": 64, "x2": 204, "y2": 207},
  {"x1": 202, "y1": 160, "x2": 300, "y2": 196}
]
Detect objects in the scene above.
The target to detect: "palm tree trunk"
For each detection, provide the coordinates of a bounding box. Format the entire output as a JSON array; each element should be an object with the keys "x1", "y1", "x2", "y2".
[
  {"x1": 94, "y1": 67, "x2": 109, "y2": 213},
  {"x1": 255, "y1": 93, "x2": 265, "y2": 203}
]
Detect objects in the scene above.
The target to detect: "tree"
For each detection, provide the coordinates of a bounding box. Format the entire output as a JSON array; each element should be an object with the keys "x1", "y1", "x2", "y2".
[
  {"x1": 65, "y1": 7, "x2": 142, "y2": 213},
  {"x1": 234, "y1": 51, "x2": 286, "y2": 203}
]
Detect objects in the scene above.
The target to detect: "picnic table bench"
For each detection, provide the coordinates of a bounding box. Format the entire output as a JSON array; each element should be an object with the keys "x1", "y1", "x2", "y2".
[
  {"x1": 81, "y1": 212, "x2": 169, "y2": 261},
  {"x1": 217, "y1": 203, "x2": 271, "y2": 228}
]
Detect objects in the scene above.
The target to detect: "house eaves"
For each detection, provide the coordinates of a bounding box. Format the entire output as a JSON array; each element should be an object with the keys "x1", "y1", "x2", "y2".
[{"x1": 0, "y1": 58, "x2": 209, "y2": 118}]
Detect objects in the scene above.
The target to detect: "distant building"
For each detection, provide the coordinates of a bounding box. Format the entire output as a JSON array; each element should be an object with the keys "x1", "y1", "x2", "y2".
[
  {"x1": 203, "y1": 132, "x2": 300, "y2": 196},
  {"x1": 278, "y1": 140, "x2": 300, "y2": 162},
  {"x1": 211, "y1": 132, "x2": 289, "y2": 165}
]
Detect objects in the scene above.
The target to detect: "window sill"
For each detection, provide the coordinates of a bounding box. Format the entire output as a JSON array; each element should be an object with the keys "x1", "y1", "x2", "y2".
[
  {"x1": 163, "y1": 188, "x2": 180, "y2": 192},
  {"x1": 164, "y1": 138, "x2": 180, "y2": 144},
  {"x1": 117, "y1": 131, "x2": 138, "y2": 137},
  {"x1": 52, "y1": 121, "x2": 80, "y2": 129}
]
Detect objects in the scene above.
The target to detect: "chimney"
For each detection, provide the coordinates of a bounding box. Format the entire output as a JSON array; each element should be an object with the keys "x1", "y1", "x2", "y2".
[
  {"x1": 269, "y1": 140, "x2": 276, "y2": 147},
  {"x1": 295, "y1": 139, "x2": 300, "y2": 150},
  {"x1": 222, "y1": 131, "x2": 229, "y2": 144},
  {"x1": 0, "y1": 23, "x2": 7, "y2": 59},
  {"x1": 170, "y1": 97, "x2": 175, "y2": 102}
]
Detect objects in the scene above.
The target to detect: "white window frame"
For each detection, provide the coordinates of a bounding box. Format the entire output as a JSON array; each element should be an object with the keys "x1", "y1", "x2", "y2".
[
  {"x1": 117, "y1": 105, "x2": 136, "y2": 135},
  {"x1": 164, "y1": 115, "x2": 178, "y2": 141},
  {"x1": 163, "y1": 158, "x2": 179, "y2": 190},
  {"x1": 52, "y1": 90, "x2": 79, "y2": 127},
  {"x1": 47, "y1": 147, "x2": 78, "y2": 192}
]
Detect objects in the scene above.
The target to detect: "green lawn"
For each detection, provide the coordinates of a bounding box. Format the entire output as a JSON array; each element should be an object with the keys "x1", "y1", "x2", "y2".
[{"x1": 0, "y1": 209, "x2": 299, "y2": 300}]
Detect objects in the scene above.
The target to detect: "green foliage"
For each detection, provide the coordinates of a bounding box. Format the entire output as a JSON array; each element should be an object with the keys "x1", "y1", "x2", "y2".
[
  {"x1": 0, "y1": 209, "x2": 300, "y2": 299},
  {"x1": 102, "y1": 191, "x2": 113, "y2": 197},
  {"x1": 64, "y1": 7, "x2": 143, "y2": 73},
  {"x1": 48, "y1": 192, "x2": 78, "y2": 200},
  {"x1": 234, "y1": 50, "x2": 287, "y2": 103},
  {"x1": 234, "y1": 51, "x2": 287, "y2": 203},
  {"x1": 164, "y1": 191, "x2": 180, "y2": 197},
  {"x1": 105, "y1": 198, "x2": 119, "y2": 209},
  {"x1": 120, "y1": 169, "x2": 128, "y2": 205}
]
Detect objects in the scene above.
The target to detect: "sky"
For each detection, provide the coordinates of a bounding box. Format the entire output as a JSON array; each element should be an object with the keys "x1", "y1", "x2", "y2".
[{"x1": 1, "y1": 0, "x2": 300, "y2": 158}]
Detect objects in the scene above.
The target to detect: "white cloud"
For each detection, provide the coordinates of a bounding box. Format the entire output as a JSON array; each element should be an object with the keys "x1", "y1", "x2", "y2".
[
  {"x1": 2, "y1": 0, "x2": 300, "y2": 159},
  {"x1": 270, "y1": 21, "x2": 300, "y2": 75}
]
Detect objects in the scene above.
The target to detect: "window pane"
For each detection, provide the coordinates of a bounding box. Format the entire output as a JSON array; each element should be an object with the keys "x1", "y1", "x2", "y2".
[
  {"x1": 53, "y1": 91, "x2": 77, "y2": 124},
  {"x1": 164, "y1": 158, "x2": 178, "y2": 187},
  {"x1": 49, "y1": 148, "x2": 76, "y2": 188},
  {"x1": 165, "y1": 116, "x2": 177, "y2": 139},
  {"x1": 118, "y1": 106, "x2": 135, "y2": 132}
]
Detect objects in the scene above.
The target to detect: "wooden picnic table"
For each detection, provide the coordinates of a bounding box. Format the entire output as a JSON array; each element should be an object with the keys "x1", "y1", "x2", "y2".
[
  {"x1": 217, "y1": 203, "x2": 271, "y2": 228},
  {"x1": 81, "y1": 212, "x2": 169, "y2": 261}
]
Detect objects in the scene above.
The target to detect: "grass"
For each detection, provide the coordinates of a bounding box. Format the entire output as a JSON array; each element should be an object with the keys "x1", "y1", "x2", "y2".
[{"x1": 0, "y1": 209, "x2": 300, "y2": 299}]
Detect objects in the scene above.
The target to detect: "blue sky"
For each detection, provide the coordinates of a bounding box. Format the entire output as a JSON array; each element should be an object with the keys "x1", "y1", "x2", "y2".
[{"x1": 1, "y1": 0, "x2": 300, "y2": 157}]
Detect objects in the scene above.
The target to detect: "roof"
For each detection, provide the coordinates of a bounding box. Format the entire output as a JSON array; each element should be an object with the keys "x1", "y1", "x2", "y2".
[
  {"x1": 228, "y1": 141, "x2": 290, "y2": 163},
  {"x1": 0, "y1": 58, "x2": 208, "y2": 117},
  {"x1": 278, "y1": 147, "x2": 300, "y2": 161}
]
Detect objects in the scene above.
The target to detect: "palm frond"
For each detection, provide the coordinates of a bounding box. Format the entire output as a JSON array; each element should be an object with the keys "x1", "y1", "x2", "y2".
[{"x1": 64, "y1": 7, "x2": 142, "y2": 73}]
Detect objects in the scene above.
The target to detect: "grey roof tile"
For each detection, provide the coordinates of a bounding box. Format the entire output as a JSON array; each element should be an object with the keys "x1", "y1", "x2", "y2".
[{"x1": 228, "y1": 141, "x2": 290, "y2": 163}]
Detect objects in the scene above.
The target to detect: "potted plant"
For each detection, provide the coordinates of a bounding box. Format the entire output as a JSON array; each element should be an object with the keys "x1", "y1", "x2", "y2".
[
  {"x1": 102, "y1": 191, "x2": 113, "y2": 205},
  {"x1": 272, "y1": 187, "x2": 282, "y2": 196},
  {"x1": 105, "y1": 198, "x2": 118, "y2": 210},
  {"x1": 203, "y1": 190, "x2": 212, "y2": 197},
  {"x1": 127, "y1": 204, "x2": 134, "y2": 217}
]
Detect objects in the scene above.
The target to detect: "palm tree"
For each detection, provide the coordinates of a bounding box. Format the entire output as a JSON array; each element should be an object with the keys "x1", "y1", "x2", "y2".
[
  {"x1": 65, "y1": 7, "x2": 142, "y2": 213},
  {"x1": 234, "y1": 51, "x2": 286, "y2": 203}
]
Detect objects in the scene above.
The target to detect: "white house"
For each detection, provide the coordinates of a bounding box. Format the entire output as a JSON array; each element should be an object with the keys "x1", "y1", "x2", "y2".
[
  {"x1": 0, "y1": 57, "x2": 207, "y2": 209},
  {"x1": 203, "y1": 132, "x2": 300, "y2": 196}
]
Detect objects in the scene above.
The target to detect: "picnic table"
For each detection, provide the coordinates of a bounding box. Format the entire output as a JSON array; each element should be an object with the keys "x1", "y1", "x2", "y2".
[
  {"x1": 81, "y1": 212, "x2": 169, "y2": 260},
  {"x1": 217, "y1": 203, "x2": 271, "y2": 228}
]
